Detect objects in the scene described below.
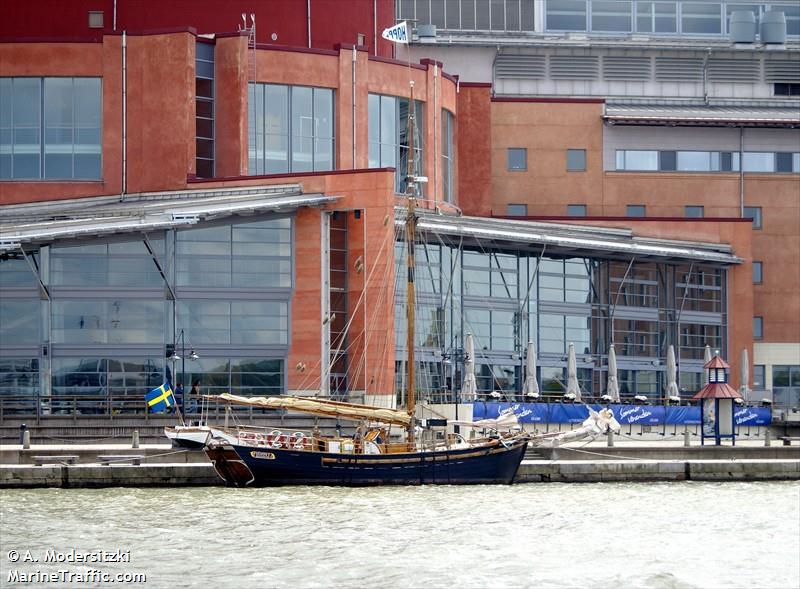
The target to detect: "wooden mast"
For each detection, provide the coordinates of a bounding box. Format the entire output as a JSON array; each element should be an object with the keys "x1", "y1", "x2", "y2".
[{"x1": 405, "y1": 81, "x2": 417, "y2": 444}]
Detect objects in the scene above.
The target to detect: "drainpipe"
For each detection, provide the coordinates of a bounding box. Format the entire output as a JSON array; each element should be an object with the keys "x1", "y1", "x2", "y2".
[
  {"x1": 121, "y1": 30, "x2": 127, "y2": 200},
  {"x1": 373, "y1": 0, "x2": 378, "y2": 55},
  {"x1": 739, "y1": 126, "x2": 745, "y2": 216},
  {"x1": 433, "y1": 63, "x2": 438, "y2": 206},
  {"x1": 307, "y1": 0, "x2": 312, "y2": 48},
  {"x1": 352, "y1": 46, "x2": 357, "y2": 168}
]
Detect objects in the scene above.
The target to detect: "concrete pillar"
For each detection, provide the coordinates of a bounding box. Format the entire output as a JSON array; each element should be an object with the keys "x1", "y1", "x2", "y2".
[
  {"x1": 22, "y1": 430, "x2": 31, "y2": 449},
  {"x1": 764, "y1": 430, "x2": 771, "y2": 447},
  {"x1": 607, "y1": 430, "x2": 614, "y2": 447},
  {"x1": 684, "y1": 430, "x2": 691, "y2": 447},
  {"x1": 132, "y1": 430, "x2": 140, "y2": 449}
]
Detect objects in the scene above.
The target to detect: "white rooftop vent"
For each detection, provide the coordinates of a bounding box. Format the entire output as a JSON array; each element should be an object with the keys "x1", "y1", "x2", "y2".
[
  {"x1": 417, "y1": 24, "x2": 437, "y2": 38},
  {"x1": 729, "y1": 11, "x2": 756, "y2": 43},
  {"x1": 761, "y1": 11, "x2": 787, "y2": 44}
]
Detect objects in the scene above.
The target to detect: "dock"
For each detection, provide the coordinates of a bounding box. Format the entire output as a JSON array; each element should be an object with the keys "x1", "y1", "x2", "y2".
[{"x1": 0, "y1": 438, "x2": 797, "y2": 488}]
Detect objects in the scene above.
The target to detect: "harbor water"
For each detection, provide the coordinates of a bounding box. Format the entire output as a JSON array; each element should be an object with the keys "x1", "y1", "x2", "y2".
[{"x1": 1, "y1": 482, "x2": 798, "y2": 588}]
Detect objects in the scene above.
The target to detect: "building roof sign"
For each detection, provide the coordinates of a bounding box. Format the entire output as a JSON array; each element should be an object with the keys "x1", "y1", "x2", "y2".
[
  {"x1": 397, "y1": 210, "x2": 742, "y2": 265},
  {"x1": 604, "y1": 103, "x2": 800, "y2": 128},
  {"x1": 0, "y1": 184, "x2": 337, "y2": 253}
]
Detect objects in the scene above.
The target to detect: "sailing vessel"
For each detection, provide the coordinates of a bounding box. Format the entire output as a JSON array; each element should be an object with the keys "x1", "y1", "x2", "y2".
[{"x1": 202, "y1": 81, "x2": 529, "y2": 486}]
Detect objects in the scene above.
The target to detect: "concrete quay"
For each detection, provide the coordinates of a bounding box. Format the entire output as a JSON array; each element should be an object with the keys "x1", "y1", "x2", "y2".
[{"x1": 0, "y1": 439, "x2": 797, "y2": 488}]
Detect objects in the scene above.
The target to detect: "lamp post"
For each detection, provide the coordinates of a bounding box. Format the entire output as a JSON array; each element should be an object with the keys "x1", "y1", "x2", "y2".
[{"x1": 170, "y1": 328, "x2": 199, "y2": 412}]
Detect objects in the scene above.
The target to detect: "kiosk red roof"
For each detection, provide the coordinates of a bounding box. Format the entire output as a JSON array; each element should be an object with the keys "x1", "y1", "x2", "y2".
[
  {"x1": 704, "y1": 356, "x2": 730, "y2": 369},
  {"x1": 692, "y1": 382, "x2": 741, "y2": 400}
]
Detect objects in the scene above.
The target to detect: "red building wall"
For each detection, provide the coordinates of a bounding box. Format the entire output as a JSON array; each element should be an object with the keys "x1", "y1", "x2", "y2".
[{"x1": 0, "y1": 0, "x2": 395, "y2": 56}]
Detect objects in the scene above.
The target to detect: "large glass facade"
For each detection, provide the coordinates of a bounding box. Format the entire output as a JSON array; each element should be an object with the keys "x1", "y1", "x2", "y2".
[
  {"x1": 1, "y1": 77, "x2": 102, "y2": 180},
  {"x1": 248, "y1": 83, "x2": 334, "y2": 175},
  {"x1": 542, "y1": 1, "x2": 799, "y2": 37},
  {"x1": 395, "y1": 239, "x2": 727, "y2": 403},
  {"x1": 0, "y1": 215, "x2": 294, "y2": 415},
  {"x1": 195, "y1": 41, "x2": 215, "y2": 179},
  {"x1": 368, "y1": 93, "x2": 425, "y2": 194}
]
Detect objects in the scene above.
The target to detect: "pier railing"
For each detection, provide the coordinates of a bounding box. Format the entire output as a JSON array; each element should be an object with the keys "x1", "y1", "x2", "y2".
[{"x1": 0, "y1": 393, "x2": 297, "y2": 424}]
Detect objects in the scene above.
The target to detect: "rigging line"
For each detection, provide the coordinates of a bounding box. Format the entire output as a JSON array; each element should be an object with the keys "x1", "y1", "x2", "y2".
[
  {"x1": 610, "y1": 257, "x2": 636, "y2": 345},
  {"x1": 335, "y1": 223, "x2": 398, "y2": 388},
  {"x1": 349, "y1": 251, "x2": 397, "y2": 397},
  {"x1": 295, "y1": 217, "x2": 397, "y2": 393},
  {"x1": 519, "y1": 244, "x2": 546, "y2": 314}
]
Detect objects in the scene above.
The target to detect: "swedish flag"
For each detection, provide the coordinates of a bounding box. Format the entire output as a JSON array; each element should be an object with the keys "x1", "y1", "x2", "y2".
[{"x1": 145, "y1": 382, "x2": 176, "y2": 413}]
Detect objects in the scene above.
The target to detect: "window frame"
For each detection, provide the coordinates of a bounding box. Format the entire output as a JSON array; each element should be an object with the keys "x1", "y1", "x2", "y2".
[
  {"x1": 566, "y1": 148, "x2": 587, "y2": 172},
  {"x1": 1, "y1": 77, "x2": 103, "y2": 181},
  {"x1": 507, "y1": 147, "x2": 528, "y2": 171}
]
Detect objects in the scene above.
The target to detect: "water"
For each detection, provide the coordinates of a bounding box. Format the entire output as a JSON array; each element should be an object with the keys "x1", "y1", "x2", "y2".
[{"x1": 1, "y1": 482, "x2": 798, "y2": 589}]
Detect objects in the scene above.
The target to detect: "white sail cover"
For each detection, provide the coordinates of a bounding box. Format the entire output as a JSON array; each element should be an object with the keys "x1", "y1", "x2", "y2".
[
  {"x1": 208, "y1": 393, "x2": 412, "y2": 426},
  {"x1": 452, "y1": 411, "x2": 519, "y2": 431},
  {"x1": 566, "y1": 342, "x2": 582, "y2": 402},
  {"x1": 666, "y1": 344, "x2": 680, "y2": 402},
  {"x1": 462, "y1": 333, "x2": 478, "y2": 401},
  {"x1": 523, "y1": 341, "x2": 540, "y2": 398},
  {"x1": 607, "y1": 344, "x2": 620, "y2": 403}
]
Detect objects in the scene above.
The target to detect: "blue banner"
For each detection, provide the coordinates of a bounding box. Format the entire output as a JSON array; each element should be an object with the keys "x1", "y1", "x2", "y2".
[
  {"x1": 665, "y1": 406, "x2": 701, "y2": 425},
  {"x1": 612, "y1": 405, "x2": 665, "y2": 426},
  {"x1": 471, "y1": 402, "x2": 771, "y2": 426},
  {"x1": 733, "y1": 406, "x2": 772, "y2": 426}
]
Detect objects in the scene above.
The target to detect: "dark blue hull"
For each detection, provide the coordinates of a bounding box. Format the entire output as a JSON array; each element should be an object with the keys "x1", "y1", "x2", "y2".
[{"x1": 205, "y1": 439, "x2": 527, "y2": 486}]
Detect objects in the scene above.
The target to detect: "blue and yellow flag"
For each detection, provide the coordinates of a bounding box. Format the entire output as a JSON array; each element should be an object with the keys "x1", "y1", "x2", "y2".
[{"x1": 145, "y1": 382, "x2": 175, "y2": 413}]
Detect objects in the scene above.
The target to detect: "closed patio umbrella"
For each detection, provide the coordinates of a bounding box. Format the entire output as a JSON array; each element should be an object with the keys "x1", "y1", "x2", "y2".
[
  {"x1": 461, "y1": 333, "x2": 477, "y2": 402},
  {"x1": 566, "y1": 342, "x2": 582, "y2": 403},
  {"x1": 523, "y1": 341, "x2": 540, "y2": 399}
]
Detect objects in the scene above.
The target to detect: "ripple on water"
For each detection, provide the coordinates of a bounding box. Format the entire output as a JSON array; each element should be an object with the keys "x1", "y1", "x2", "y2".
[{"x1": 0, "y1": 482, "x2": 798, "y2": 589}]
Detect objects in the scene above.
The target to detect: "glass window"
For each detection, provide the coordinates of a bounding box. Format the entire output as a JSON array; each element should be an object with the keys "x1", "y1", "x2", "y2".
[
  {"x1": 776, "y1": 152, "x2": 794, "y2": 173},
  {"x1": 195, "y1": 41, "x2": 215, "y2": 179},
  {"x1": 546, "y1": 0, "x2": 588, "y2": 31},
  {"x1": 616, "y1": 150, "x2": 658, "y2": 171},
  {"x1": 660, "y1": 150, "x2": 677, "y2": 171},
  {"x1": 567, "y1": 148, "x2": 586, "y2": 171},
  {"x1": 368, "y1": 93, "x2": 424, "y2": 193},
  {"x1": 636, "y1": 1, "x2": 677, "y2": 33},
  {"x1": 753, "y1": 260, "x2": 762, "y2": 284},
  {"x1": 445, "y1": 0, "x2": 461, "y2": 29},
  {"x1": 753, "y1": 364, "x2": 765, "y2": 389},
  {"x1": 567, "y1": 204, "x2": 587, "y2": 216},
  {"x1": 773, "y1": 4, "x2": 800, "y2": 36},
  {"x1": 627, "y1": 204, "x2": 646, "y2": 217},
  {"x1": 1, "y1": 77, "x2": 101, "y2": 180},
  {"x1": 51, "y1": 238, "x2": 165, "y2": 287},
  {"x1": 742, "y1": 152, "x2": 774, "y2": 172},
  {"x1": 0, "y1": 300, "x2": 39, "y2": 344},
  {"x1": 591, "y1": 0, "x2": 632, "y2": 31},
  {"x1": 681, "y1": 2, "x2": 722, "y2": 34},
  {"x1": 442, "y1": 109, "x2": 454, "y2": 203},
  {"x1": 677, "y1": 151, "x2": 711, "y2": 171},
  {"x1": 0, "y1": 358, "x2": 40, "y2": 397},
  {"x1": 0, "y1": 253, "x2": 39, "y2": 287},
  {"x1": 685, "y1": 205, "x2": 704, "y2": 218},
  {"x1": 507, "y1": 203, "x2": 528, "y2": 216},
  {"x1": 491, "y1": 0, "x2": 505, "y2": 30},
  {"x1": 743, "y1": 206, "x2": 762, "y2": 229},
  {"x1": 178, "y1": 300, "x2": 288, "y2": 346},
  {"x1": 508, "y1": 147, "x2": 527, "y2": 171},
  {"x1": 248, "y1": 83, "x2": 334, "y2": 175},
  {"x1": 714, "y1": 151, "x2": 740, "y2": 172},
  {"x1": 51, "y1": 300, "x2": 165, "y2": 344},
  {"x1": 753, "y1": 316, "x2": 762, "y2": 339}
]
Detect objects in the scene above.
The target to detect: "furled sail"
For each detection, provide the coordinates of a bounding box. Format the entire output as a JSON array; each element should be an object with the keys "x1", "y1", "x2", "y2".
[{"x1": 206, "y1": 393, "x2": 412, "y2": 426}]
